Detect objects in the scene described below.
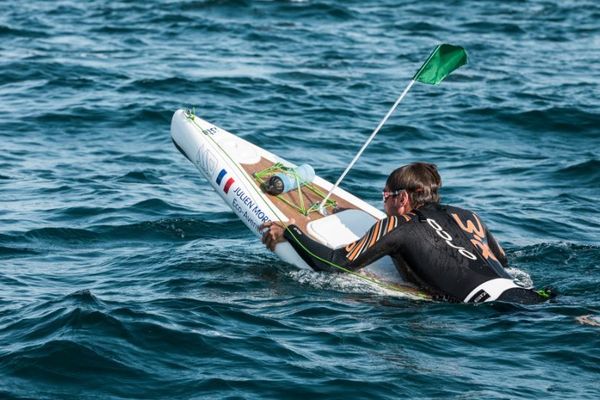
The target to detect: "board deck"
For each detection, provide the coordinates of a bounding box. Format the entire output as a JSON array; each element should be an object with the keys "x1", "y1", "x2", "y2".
[{"x1": 241, "y1": 157, "x2": 361, "y2": 235}]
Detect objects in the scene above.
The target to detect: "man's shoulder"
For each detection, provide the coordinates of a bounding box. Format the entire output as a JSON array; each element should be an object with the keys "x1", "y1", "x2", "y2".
[
  {"x1": 416, "y1": 204, "x2": 488, "y2": 226},
  {"x1": 441, "y1": 204, "x2": 472, "y2": 215},
  {"x1": 429, "y1": 204, "x2": 483, "y2": 223},
  {"x1": 419, "y1": 203, "x2": 474, "y2": 216},
  {"x1": 440, "y1": 204, "x2": 490, "y2": 231}
]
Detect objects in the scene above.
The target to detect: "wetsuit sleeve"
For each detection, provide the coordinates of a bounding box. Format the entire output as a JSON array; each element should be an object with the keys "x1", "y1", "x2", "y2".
[
  {"x1": 485, "y1": 229, "x2": 509, "y2": 269},
  {"x1": 282, "y1": 225, "x2": 346, "y2": 273},
  {"x1": 283, "y1": 216, "x2": 403, "y2": 273}
]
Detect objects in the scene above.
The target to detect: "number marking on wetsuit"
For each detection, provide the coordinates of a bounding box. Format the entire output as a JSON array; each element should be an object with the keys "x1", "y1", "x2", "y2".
[{"x1": 426, "y1": 218, "x2": 477, "y2": 260}]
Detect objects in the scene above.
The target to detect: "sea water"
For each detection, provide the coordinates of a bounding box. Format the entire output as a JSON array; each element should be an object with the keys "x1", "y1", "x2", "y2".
[{"x1": 1, "y1": 1, "x2": 599, "y2": 398}]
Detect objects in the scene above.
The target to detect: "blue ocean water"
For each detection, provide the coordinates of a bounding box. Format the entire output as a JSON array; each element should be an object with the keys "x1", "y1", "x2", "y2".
[{"x1": 1, "y1": 0, "x2": 599, "y2": 398}]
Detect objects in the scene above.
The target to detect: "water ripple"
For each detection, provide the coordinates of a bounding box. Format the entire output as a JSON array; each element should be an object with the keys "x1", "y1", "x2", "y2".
[{"x1": 1, "y1": 0, "x2": 599, "y2": 398}]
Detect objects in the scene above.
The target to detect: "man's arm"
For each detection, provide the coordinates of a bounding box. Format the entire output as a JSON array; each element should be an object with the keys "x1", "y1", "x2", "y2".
[
  {"x1": 282, "y1": 225, "x2": 349, "y2": 272},
  {"x1": 263, "y1": 216, "x2": 403, "y2": 273},
  {"x1": 485, "y1": 229, "x2": 509, "y2": 269}
]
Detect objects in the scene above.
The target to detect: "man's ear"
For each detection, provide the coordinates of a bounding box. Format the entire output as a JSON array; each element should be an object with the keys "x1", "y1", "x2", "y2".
[
  {"x1": 400, "y1": 191, "x2": 410, "y2": 207},
  {"x1": 397, "y1": 191, "x2": 411, "y2": 214}
]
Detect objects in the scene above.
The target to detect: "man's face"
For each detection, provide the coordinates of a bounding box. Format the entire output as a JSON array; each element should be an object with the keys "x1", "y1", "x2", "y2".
[
  {"x1": 383, "y1": 187, "x2": 400, "y2": 216},
  {"x1": 383, "y1": 187, "x2": 410, "y2": 216}
]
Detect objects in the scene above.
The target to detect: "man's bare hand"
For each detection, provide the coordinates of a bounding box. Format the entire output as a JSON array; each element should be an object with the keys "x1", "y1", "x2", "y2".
[{"x1": 259, "y1": 220, "x2": 294, "y2": 251}]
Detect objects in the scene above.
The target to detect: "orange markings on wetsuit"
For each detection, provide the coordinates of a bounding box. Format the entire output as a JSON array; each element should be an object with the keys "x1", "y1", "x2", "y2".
[
  {"x1": 387, "y1": 216, "x2": 397, "y2": 233},
  {"x1": 452, "y1": 213, "x2": 485, "y2": 237},
  {"x1": 346, "y1": 216, "x2": 399, "y2": 261},
  {"x1": 345, "y1": 236, "x2": 359, "y2": 255},
  {"x1": 470, "y1": 239, "x2": 498, "y2": 262},
  {"x1": 346, "y1": 235, "x2": 369, "y2": 261},
  {"x1": 369, "y1": 220, "x2": 382, "y2": 247},
  {"x1": 452, "y1": 213, "x2": 498, "y2": 262}
]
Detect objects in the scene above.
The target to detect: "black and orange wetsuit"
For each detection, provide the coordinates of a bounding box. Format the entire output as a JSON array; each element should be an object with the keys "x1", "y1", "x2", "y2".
[{"x1": 283, "y1": 203, "x2": 546, "y2": 304}]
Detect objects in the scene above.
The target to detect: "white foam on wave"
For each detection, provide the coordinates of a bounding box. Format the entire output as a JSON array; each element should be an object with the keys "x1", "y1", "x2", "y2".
[
  {"x1": 287, "y1": 267, "x2": 535, "y2": 300},
  {"x1": 506, "y1": 267, "x2": 534, "y2": 288},
  {"x1": 576, "y1": 315, "x2": 600, "y2": 327},
  {"x1": 285, "y1": 269, "x2": 418, "y2": 299}
]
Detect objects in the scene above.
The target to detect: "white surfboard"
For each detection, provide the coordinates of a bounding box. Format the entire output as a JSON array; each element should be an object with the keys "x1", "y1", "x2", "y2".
[{"x1": 171, "y1": 109, "x2": 429, "y2": 300}]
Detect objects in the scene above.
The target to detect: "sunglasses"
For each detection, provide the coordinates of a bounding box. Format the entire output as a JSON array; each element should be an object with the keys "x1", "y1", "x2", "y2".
[{"x1": 382, "y1": 189, "x2": 404, "y2": 202}]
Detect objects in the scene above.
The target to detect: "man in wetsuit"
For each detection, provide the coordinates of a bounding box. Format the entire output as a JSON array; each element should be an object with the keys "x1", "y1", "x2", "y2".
[{"x1": 260, "y1": 162, "x2": 548, "y2": 304}]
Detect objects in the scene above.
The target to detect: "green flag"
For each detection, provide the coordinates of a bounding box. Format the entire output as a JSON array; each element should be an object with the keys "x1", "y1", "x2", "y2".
[
  {"x1": 412, "y1": 44, "x2": 468, "y2": 85},
  {"x1": 318, "y1": 44, "x2": 469, "y2": 212}
]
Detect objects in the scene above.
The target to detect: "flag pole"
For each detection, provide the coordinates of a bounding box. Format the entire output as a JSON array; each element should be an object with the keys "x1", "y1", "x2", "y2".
[
  {"x1": 317, "y1": 44, "x2": 467, "y2": 215},
  {"x1": 318, "y1": 79, "x2": 416, "y2": 215}
]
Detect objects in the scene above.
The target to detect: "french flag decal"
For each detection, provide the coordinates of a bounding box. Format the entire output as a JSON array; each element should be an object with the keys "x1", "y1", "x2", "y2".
[{"x1": 216, "y1": 168, "x2": 235, "y2": 194}]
